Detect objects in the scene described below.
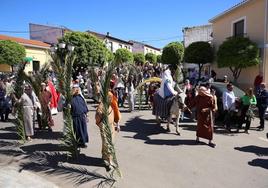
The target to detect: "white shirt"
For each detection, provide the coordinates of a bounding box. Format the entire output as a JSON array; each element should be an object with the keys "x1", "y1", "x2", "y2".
[{"x1": 222, "y1": 90, "x2": 236, "y2": 111}]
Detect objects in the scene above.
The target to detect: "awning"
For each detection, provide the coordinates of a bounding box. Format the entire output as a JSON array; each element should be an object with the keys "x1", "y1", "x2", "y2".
[{"x1": 23, "y1": 57, "x2": 33, "y2": 62}]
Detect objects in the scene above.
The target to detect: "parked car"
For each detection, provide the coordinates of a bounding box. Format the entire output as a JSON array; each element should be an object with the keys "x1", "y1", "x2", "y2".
[{"x1": 209, "y1": 82, "x2": 245, "y2": 122}]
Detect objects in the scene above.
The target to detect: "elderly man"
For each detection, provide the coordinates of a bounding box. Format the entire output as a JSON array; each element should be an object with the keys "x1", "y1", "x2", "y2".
[
  {"x1": 19, "y1": 85, "x2": 39, "y2": 141},
  {"x1": 256, "y1": 82, "x2": 268, "y2": 131}
]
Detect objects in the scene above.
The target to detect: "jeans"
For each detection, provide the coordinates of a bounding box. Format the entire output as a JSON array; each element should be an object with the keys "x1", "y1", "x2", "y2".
[{"x1": 258, "y1": 105, "x2": 267, "y2": 128}]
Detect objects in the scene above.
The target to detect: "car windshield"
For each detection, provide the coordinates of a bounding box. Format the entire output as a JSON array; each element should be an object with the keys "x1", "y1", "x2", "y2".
[{"x1": 211, "y1": 82, "x2": 245, "y2": 98}]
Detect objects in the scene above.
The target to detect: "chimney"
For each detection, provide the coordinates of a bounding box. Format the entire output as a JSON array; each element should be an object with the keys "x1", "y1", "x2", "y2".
[{"x1": 106, "y1": 32, "x2": 110, "y2": 36}]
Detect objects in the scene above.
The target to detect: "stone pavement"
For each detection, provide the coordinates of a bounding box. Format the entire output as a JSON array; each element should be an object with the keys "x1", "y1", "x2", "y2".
[{"x1": 0, "y1": 102, "x2": 268, "y2": 188}]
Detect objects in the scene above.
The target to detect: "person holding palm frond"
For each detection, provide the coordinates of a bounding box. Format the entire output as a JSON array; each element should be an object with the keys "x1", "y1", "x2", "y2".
[{"x1": 95, "y1": 90, "x2": 121, "y2": 169}]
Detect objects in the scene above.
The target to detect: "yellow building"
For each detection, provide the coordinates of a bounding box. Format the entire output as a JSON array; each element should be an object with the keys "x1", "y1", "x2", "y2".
[
  {"x1": 0, "y1": 34, "x2": 51, "y2": 73},
  {"x1": 209, "y1": 0, "x2": 268, "y2": 89}
]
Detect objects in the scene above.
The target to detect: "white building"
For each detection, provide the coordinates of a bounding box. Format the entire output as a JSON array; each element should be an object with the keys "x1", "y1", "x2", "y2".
[
  {"x1": 182, "y1": 24, "x2": 213, "y2": 48},
  {"x1": 129, "y1": 40, "x2": 161, "y2": 55},
  {"x1": 87, "y1": 31, "x2": 132, "y2": 53}
]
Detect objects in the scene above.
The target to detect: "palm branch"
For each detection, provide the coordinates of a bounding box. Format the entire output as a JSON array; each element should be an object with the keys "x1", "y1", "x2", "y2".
[
  {"x1": 51, "y1": 51, "x2": 79, "y2": 159},
  {"x1": 13, "y1": 63, "x2": 27, "y2": 143},
  {"x1": 99, "y1": 61, "x2": 121, "y2": 178},
  {"x1": 23, "y1": 63, "x2": 50, "y2": 129}
]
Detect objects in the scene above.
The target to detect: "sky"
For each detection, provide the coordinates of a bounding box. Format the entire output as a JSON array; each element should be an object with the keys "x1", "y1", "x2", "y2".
[{"x1": 0, "y1": 0, "x2": 243, "y2": 48}]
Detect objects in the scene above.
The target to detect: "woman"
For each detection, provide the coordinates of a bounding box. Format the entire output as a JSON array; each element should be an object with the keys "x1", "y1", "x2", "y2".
[
  {"x1": 190, "y1": 86, "x2": 216, "y2": 147},
  {"x1": 40, "y1": 83, "x2": 54, "y2": 130},
  {"x1": 95, "y1": 91, "x2": 121, "y2": 169},
  {"x1": 71, "y1": 84, "x2": 89, "y2": 148},
  {"x1": 237, "y1": 88, "x2": 257, "y2": 133},
  {"x1": 127, "y1": 75, "x2": 135, "y2": 112},
  {"x1": 153, "y1": 67, "x2": 178, "y2": 121}
]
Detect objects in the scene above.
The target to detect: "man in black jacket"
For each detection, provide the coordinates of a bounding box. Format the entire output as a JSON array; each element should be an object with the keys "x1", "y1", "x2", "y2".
[{"x1": 256, "y1": 83, "x2": 268, "y2": 131}]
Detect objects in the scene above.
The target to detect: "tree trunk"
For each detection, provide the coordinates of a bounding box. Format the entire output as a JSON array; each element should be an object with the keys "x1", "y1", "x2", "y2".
[{"x1": 229, "y1": 67, "x2": 242, "y2": 85}]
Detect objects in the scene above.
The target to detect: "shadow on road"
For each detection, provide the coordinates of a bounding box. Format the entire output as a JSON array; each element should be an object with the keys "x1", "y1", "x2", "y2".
[
  {"x1": 234, "y1": 145, "x2": 268, "y2": 170},
  {"x1": 121, "y1": 116, "x2": 167, "y2": 141},
  {"x1": 0, "y1": 140, "x2": 116, "y2": 187},
  {"x1": 234, "y1": 145, "x2": 268, "y2": 156},
  {"x1": 145, "y1": 139, "x2": 206, "y2": 146},
  {"x1": 122, "y1": 116, "x2": 204, "y2": 146},
  {"x1": 248, "y1": 158, "x2": 268, "y2": 170}
]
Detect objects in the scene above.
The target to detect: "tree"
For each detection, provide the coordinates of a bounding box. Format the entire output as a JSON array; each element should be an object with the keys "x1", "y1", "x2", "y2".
[
  {"x1": 59, "y1": 31, "x2": 111, "y2": 68},
  {"x1": 133, "y1": 53, "x2": 145, "y2": 65},
  {"x1": 157, "y1": 55, "x2": 162, "y2": 63},
  {"x1": 114, "y1": 48, "x2": 134, "y2": 64},
  {"x1": 184, "y1": 41, "x2": 214, "y2": 80},
  {"x1": 161, "y1": 42, "x2": 184, "y2": 65},
  {"x1": 0, "y1": 40, "x2": 26, "y2": 70},
  {"x1": 145, "y1": 53, "x2": 157, "y2": 64},
  {"x1": 217, "y1": 36, "x2": 260, "y2": 83}
]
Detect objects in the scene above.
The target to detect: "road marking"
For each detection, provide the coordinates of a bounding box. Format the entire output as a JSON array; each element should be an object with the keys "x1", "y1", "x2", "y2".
[{"x1": 258, "y1": 137, "x2": 268, "y2": 142}]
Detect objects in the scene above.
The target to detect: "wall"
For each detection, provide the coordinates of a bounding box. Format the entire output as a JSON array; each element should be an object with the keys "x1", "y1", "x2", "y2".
[
  {"x1": 211, "y1": 0, "x2": 265, "y2": 88},
  {"x1": 24, "y1": 47, "x2": 51, "y2": 74},
  {"x1": 183, "y1": 24, "x2": 213, "y2": 47}
]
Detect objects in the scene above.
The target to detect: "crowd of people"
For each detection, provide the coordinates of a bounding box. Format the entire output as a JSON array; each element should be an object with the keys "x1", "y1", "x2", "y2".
[{"x1": 0, "y1": 63, "x2": 267, "y2": 153}]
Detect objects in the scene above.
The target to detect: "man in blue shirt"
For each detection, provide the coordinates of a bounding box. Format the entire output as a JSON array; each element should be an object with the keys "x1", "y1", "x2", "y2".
[{"x1": 256, "y1": 83, "x2": 268, "y2": 131}]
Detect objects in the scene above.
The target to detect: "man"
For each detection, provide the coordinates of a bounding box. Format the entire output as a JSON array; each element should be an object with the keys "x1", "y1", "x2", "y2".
[
  {"x1": 19, "y1": 85, "x2": 39, "y2": 141},
  {"x1": 190, "y1": 86, "x2": 216, "y2": 147},
  {"x1": 222, "y1": 83, "x2": 236, "y2": 132},
  {"x1": 256, "y1": 83, "x2": 268, "y2": 131},
  {"x1": 254, "y1": 72, "x2": 263, "y2": 94},
  {"x1": 40, "y1": 83, "x2": 54, "y2": 131},
  {"x1": 47, "y1": 78, "x2": 58, "y2": 115},
  {"x1": 71, "y1": 84, "x2": 89, "y2": 148}
]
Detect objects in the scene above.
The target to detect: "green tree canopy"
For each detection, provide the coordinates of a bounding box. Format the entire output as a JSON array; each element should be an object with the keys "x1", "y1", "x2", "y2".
[
  {"x1": 157, "y1": 55, "x2": 162, "y2": 63},
  {"x1": 133, "y1": 53, "x2": 145, "y2": 65},
  {"x1": 114, "y1": 48, "x2": 134, "y2": 64},
  {"x1": 0, "y1": 40, "x2": 26, "y2": 67},
  {"x1": 184, "y1": 41, "x2": 214, "y2": 79},
  {"x1": 161, "y1": 42, "x2": 184, "y2": 65},
  {"x1": 145, "y1": 53, "x2": 157, "y2": 64},
  {"x1": 217, "y1": 36, "x2": 260, "y2": 82},
  {"x1": 59, "y1": 31, "x2": 111, "y2": 68}
]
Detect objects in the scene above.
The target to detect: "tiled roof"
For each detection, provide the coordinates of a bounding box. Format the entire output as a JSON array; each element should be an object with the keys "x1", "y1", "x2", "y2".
[
  {"x1": 0, "y1": 34, "x2": 50, "y2": 48},
  {"x1": 209, "y1": 0, "x2": 252, "y2": 22}
]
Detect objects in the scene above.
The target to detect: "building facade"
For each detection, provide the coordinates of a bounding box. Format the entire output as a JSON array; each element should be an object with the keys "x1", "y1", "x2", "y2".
[
  {"x1": 87, "y1": 31, "x2": 133, "y2": 53},
  {"x1": 182, "y1": 24, "x2": 213, "y2": 72},
  {"x1": 209, "y1": 0, "x2": 268, "y2": 88},
  {"x1": 182, "y1": 24, "x2": 213, "y2": 48},
  {"x1": 0, "y1": 34, "x2": 51, "y2": 73},
  {"x1": 130, "y1": 40, "x2": 161, "y2": 55},
  {"x1": 29, "y1": 23, "x2": 70, "y2": 45}
]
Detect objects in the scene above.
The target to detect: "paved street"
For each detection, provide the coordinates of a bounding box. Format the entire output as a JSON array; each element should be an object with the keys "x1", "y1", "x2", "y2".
[{"x1": 0, "y1": 102, "x2": 268, "y2": 188}]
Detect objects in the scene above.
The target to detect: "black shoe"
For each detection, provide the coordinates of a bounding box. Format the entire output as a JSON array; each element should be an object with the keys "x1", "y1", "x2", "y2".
[
  {"x1": 48, "y1": 128, "x2": 53, "y2": 132},
  {"x1": 257, "y1": 126, "x2": 264, "y2": 131},
  {"x1": 80, "y1": 144, "x2": 87, "y2": 148},
  {"x1": 208, "y1": 142, "x2": 216, "y2": 148},
  {"x1": 266, "y1": 133, "x2": 268, "y2": 139}
]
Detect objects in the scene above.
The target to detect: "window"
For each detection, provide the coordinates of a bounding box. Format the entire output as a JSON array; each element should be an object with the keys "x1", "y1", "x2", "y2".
[
  {"x1": 233, "y1": 19, "x2": 245, "y2": 37},
  {"x1": 109, "y1": 42, "x2": 113, "y2": 52},
  {"x1": 125, "y1": 45, "x2": 128, "y2": 49},
  {"x1": 32, "y1": 61, "x2": 40, "y2": 72},
  {"x1": 119, "y1": 44, "x2": 122, "y2": 48}
]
